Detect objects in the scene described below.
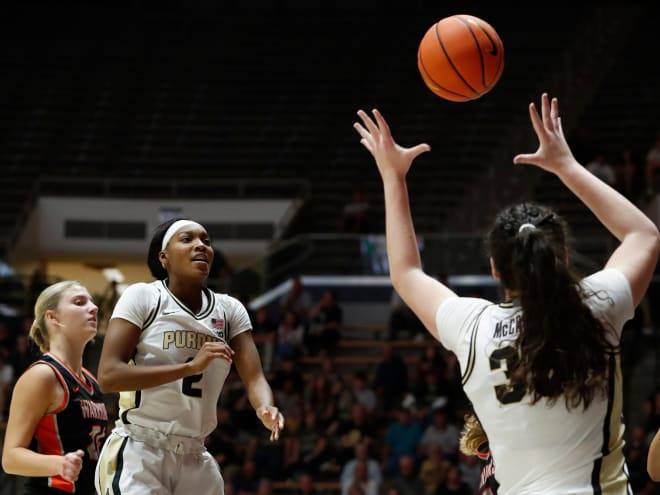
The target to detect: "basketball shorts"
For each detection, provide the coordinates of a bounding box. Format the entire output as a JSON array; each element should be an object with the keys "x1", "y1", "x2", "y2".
[{"x1": 95, "y1": 422, "x2": 224, "y2": 495}]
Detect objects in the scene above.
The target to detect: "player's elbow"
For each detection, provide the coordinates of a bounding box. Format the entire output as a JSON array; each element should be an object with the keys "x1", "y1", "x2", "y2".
[
  {"x1": 97, "y1": 363, "x2": 122, "y2": 393},
  {"x1": 2, "y1": 450, "x2": 19, "y2": 475}
]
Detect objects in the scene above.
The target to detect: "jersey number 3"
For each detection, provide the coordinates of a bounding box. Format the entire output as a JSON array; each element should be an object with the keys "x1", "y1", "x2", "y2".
[
  {"x1": 182, "y1": 357, "x2": 203, "y2": 397},
  {"x1": 489, "y1": 346, "x2": 525, "y2": 405}
]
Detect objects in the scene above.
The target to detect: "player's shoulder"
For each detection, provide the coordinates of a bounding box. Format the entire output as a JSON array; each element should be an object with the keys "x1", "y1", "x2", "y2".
[
  {"x1": 121, "y1": 280, "x2": 161, "y2": 298},
  {"x1": 211, "y1": 290, "x2": 245, "y2": 308},
  {"x1": 18, "y1": 360, "x2": 61, "y2": 391}
]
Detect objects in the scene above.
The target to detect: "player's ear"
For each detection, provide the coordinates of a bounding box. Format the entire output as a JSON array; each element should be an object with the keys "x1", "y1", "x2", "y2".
[
  {"x1": 159, "y1": 251, "x2": 167, "y2": 269},
  {"x1": 489, "y1": 257, "x2": 501, "y2": 281}
]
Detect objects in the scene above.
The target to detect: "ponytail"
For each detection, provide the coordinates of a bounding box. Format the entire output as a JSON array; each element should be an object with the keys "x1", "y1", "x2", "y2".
[{"x1": 488, "y1": 203, "x2": 615, "y2": 409}]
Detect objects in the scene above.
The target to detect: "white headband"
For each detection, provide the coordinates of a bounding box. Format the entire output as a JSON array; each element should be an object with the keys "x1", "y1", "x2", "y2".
[
  {"x1": 161, "y1": 220, "x2": 202, "y2": 251},
  {"x1": 518, "y1": 223, "x2": 536, "y2": 234}
]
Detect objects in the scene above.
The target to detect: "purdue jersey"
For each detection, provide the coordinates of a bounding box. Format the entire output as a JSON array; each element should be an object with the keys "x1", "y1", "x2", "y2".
[
  {"x1": 435, "y1": 269, "x2": 634, "y2": 495},
  {"x1": 26, "y1": 353, "x2": 108, "y2": 495},
  {"x1": 112, "y1": 280, "x2": 251, "y2": 438}
]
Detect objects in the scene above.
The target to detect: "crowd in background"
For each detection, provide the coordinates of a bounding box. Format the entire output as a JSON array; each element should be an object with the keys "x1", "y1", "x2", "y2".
[{"x1": 1, "y1": 268, "x2": 659, "y2": 495}]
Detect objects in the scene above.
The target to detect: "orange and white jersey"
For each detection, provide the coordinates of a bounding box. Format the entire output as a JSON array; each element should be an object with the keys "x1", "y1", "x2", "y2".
[
  {"x1": 435, "y1": 269, "x2": 634, "y2": 495},
  {"x1": 111, "y1": 280, "x2": 251, "y2": 439}
]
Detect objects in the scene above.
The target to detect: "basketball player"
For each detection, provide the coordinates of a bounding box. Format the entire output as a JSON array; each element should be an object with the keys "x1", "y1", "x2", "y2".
[
  {"x1": 95, "y1": 218, "x2": 284, "y2": 495},
  {"x1": 2, "y1": 281, "x2": 107, "y2": 495},
  {"x1": 353, "y1": 93, "x2": 660, "y2": 494},
  {"x1": 459, "y1": 414, "x2": 498, "y2": 494}
]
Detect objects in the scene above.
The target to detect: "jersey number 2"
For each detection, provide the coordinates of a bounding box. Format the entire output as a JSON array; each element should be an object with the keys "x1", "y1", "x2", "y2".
[
  {"x1": 489, "y1": 346, "x2": 525, "y2": 405},
  {"x1": 182, "y1": 357, "x2": 203, "y2": 397}
]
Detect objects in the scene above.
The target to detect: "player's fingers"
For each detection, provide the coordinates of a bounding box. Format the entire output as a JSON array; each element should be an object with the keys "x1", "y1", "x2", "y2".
[
  {"x1": 527, "y1": 102, "x2": 545, "y2": 139},
  {"x1": 353, "y1": 122, "x2": 371, "y2": 141},
  {"x1": 371, "y1": 109, "x2": 391, "y2": 138},
  {"x1": 360, "y1": 138, "x2": 374, "y2": 153},
  {"x1": 540, "y1": 93, "x2": 551, "y2": 129},
  {"x1": 409, "y1": 143, "x2": 431, "y2": 160},
  {"x1": 357, "y1": 109, "x2": 379, "y2": 137}
]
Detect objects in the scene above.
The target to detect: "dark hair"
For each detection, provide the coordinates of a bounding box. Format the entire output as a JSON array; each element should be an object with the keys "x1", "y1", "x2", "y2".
[
  {"x1": 147, "y1": 217, "x2": 185, "y2": 280},
  {"x1": 488, "y1": 202, "x2": 615, "y2": 409}
]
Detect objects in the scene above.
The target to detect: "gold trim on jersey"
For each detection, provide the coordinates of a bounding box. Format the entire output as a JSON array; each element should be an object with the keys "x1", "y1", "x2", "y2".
[
  {"x1": 96, "y1": 433, "x2": 128, "y2": 495},
  {"x1": 142, "y1": 293, "x2": 161, "y2": 330},
  {"x1": 461, "y1": 306, "x2": 490, "y2": 385},
  {"x1": 593, "y1": 353, "x2": 632, "y2": 494},
  {"x1": 161, "y1": 280, "x2": 215, "y2": 320}
]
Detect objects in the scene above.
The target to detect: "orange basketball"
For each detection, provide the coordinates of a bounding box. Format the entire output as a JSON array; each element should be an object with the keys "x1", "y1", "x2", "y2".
[{"x1": 417, "y1": 14, "x2": 504, "y2": 102}]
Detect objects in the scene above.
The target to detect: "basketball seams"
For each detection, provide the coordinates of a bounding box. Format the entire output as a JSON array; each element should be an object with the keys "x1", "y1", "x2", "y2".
[
  {"x1": 455, "y1": 15, "x2": 487, "y2": 93},
  {"x1": 417, "y1": 48, "x2": 474, "y2": 101},
  {"x1": 433, "y1": 20, "x2": 479, "y2": 97}
]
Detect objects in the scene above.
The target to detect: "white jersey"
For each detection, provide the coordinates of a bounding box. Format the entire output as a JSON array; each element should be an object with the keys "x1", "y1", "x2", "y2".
[
  {"x1": 435, "y1": 269, "x2": 634, "y2": 495},
  {"x1": 111, "y1": 280, "x2": 251, "y2": 439}
]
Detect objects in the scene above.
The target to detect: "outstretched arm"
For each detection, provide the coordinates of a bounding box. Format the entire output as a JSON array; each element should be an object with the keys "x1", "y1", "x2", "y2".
[
  {"x1": 353, "y1": 109, "x2": 457, "y2": 336},
  {"x1": 232, "y1": 331, "x2": 284, "y2": 441},
  {"x1": 514, "y1": 93, "x2": 660, "y2": 306}
]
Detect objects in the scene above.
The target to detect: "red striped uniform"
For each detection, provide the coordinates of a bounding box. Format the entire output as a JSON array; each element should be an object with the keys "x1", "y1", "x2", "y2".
[{"x1": 25, "y1": 353, "x2": 107, "y2": 495}]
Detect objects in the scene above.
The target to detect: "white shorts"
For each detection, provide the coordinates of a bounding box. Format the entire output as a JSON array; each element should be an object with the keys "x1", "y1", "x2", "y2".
[{"x1": 95, "y1": 422, "x2": 224, "y2": 495}]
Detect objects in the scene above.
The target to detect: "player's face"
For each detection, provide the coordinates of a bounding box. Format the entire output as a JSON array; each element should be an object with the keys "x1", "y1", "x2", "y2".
[
  {"x1": 53, "y1": 285, "x2": 98, "y2": 341},
  {"x1": 164, "y1": 226, "x2": 214, "y2": 280}
]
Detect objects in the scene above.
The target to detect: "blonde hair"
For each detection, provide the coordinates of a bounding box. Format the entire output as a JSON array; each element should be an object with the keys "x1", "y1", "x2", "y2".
[
  {"x1": 30, "y1": 280, "x2": 82, "y2": 353},
  {"x1": 459, "y1": 413, "x2": 488, "y2": 456}
]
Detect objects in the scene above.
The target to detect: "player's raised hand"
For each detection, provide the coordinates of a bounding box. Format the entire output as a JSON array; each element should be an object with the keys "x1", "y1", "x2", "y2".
[
  {"x1": 354, "y1": 109, "x2": 430, "y2": 179},
  {"x1": 59, "y1": 450, "x2": 84, "y2": 482},
  {"x1": 513, "y1": 93, "x2": 578, "y2": 174}
]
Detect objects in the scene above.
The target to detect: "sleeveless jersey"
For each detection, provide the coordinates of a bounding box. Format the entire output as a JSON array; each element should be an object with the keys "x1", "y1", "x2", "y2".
[
  {"x1": 111, "y1": 280, "x2": 251, "y2": 438},
  {"x1": 435, "y1": 269, "x2": 634, "y2": 495},
  {"x1": 25, "y1": 353, "x2": 108, "y2": 495}
]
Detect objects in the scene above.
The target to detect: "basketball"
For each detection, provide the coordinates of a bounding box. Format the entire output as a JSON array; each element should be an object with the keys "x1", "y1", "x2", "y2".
[{"x1": 417, "y1": 14, "x2": 504, "y2": 102}]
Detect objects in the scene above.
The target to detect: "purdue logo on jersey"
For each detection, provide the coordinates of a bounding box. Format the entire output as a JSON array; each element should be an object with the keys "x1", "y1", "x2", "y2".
[{"x1": 211, "y1": 318, "x2": 226, "y2": 341}]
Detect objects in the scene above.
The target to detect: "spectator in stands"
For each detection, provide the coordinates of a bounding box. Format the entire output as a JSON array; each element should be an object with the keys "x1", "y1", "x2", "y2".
[
  {"x1": 251, "y1": 306, "x2": 278, "y2": 373},
  {"x1": 0, "y1": 348, "x2": 14, "y2": 421},
  {"x1": 418, "y1": 443, "x2": 451, "y2": 495},
  {"x1": 340, "y1": 187, "x2": 371, "y2": 233},
  {"x1": 382, "y1": 405, "x2": 423, "y2": 475},
  {"x1": 233, "y1": 458, "x2": 261, "y2": 495},
  {"x1": 419, "y1": 406, "x2": 460, "y2": 461},
  {"x1": 2, "y1": 281, "x2": 107, "y2": 495},
  {"x1": 257, "y1": 478, "x2": 274, "y2": 495},
  {"x1": 10, "y1": 333, "x2": 37, "y2": 378},
  {"x1": 341, "y1": 459, "x2": 380, "y2": 495},
  {"x1": 373, "y1": 343, "x2": 409, "y2": 410},
  {"x1": 280, "y1": 275, "x2": 314, "y2": 325},
  {"x1": 645, "y1": 131, "x2": 660, "y2": 195},
  {"x1": 306, "y1": 373, "x2": 340, "y2": 432},
  {"x1": 347, "y1": 370, "x2": 378, "y2": 414},
  {"x1": 585, "y1": 151, "x2": 616, "y2": 186},
  {"x1": 95, "y1": 218, "x2": 284, "y2": 495},
  {"x1": 206, "y1": 407, "x2": 241, "y2": 480},
  {"x1": 340, "y1": 440, "x2": 383, "y2": 489},
  {"x1": 333, "y1": 403, "x2": 378, "y2": 464},
  {"x1": 383, "y1": 455, "x2": 424, "y2": 495},
  {"x1": 276, "y1": 308, "x2": 306, "y2": 362},
  {"x1": 290, "y1": 409, "x2": 333, "y2": 479},
  {"x1": 614, "y1": 145, "x2": 644, "y2": 201},
  {"x1": 306, "y1": 289, "x2": 343, "y2": 355},
  {"x1": 294, "y1": 472, "x2": 320, "y2": 495},
  {"x1": 435, "y1": 464, "x2": 472, "y2": 495},
  {"x1": 354, "y1": 93, "x2": 660, "y2": 493},
  {"x1": 273, "y1": 356, "x2": 305, "y2": 395},
  {"x1": 388, "y1": 288, "x2": 425, "y2": 340}
]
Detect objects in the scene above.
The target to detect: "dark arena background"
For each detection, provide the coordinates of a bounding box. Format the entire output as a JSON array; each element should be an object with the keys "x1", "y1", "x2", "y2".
[{"x1": 1, "y1": 1, "x2": 659, "y2": 494}]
